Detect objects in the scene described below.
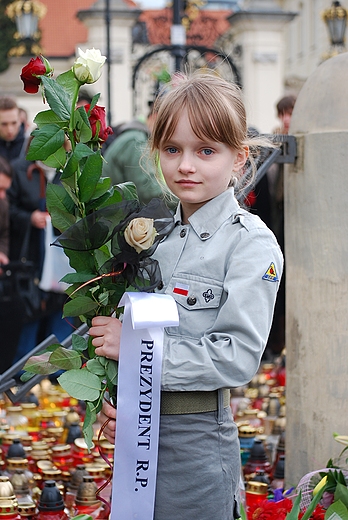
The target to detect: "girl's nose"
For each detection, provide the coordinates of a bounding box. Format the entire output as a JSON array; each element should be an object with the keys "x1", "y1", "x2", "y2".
[{"x1": 178, "y1": 154, "x2": 196, "y2": 174}]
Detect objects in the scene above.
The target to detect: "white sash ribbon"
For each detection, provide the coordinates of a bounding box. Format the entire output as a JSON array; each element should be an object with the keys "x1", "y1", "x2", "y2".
[{"x1": 110, "y1": 292, "x2": 179, "y2": 520}]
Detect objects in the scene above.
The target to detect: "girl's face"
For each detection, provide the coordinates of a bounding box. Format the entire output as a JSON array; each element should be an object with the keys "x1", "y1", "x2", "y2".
[{"x1": 159, "y1": 108, "x2": 248, "y2": 223}]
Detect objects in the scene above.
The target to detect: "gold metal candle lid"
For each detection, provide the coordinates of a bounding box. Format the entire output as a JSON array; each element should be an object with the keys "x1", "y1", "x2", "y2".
[
  {"x1": 246, "y1": 481, "x2": 268, "y2": 495},
  {"x1": 238, "y1": 425, "x2": 257, "y2": 438},
  {"x1": 51, "y1": 444, "x2": 71, "y2": 455},
  {"x1": 17, "y1": 501, "x2": 37, "y2": 517},
  {"x1": 69, "y1": 465, "x2": 89, "y2": 490},
  {"x1": 75, "y1": 475, "x2": 100, "y2": 506},
  {"x1": 6, "y1": 458, "x2": 29, "y2": 471}
]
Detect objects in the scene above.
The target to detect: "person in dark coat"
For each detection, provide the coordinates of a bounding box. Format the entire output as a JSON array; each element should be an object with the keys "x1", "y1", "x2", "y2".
[
  {"x1": 0, "y1": 157, "x2": 13, "y2": 266},
  {"x1": 0, "y1": 157, "x2": 19, "y2": 373},
  {"x1": 7, "y1": 156, "x2": 73, "y2": 364},
  {"x1": 0, "y1": 97, "x2": 27, "y2": 162}
]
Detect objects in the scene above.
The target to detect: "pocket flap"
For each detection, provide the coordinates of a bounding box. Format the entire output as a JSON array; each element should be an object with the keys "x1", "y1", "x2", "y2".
[{"x1": 167, "y1": 275, "x2": 223, "y2": 310}]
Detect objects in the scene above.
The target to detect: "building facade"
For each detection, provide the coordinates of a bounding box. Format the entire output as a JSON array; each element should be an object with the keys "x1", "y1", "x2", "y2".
[{"x1": 0, "y1": 0, "x2": 344, "y2": 131}]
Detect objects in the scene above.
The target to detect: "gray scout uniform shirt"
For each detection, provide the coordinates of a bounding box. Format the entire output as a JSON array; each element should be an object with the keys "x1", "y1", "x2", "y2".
[{"x1": 154, "y1": 188, "x2": 284, "y2": 391}]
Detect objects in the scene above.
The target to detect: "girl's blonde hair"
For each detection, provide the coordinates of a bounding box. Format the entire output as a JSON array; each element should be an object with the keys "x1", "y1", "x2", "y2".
[
  {"x1": 149, "y1": 71, "x2": 274, "y2": 196},
  {"x1": 151, "y1": 71, "x2": 248, "y2": 153}
]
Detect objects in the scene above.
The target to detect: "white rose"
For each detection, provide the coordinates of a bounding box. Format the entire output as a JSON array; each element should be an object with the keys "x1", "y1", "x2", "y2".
[
  {"x1": 73, "y1": 48, "x2": 106, "y2": 84},
  {"x1": 124, "y1": 218, "x2": 158, "y2": 254}
]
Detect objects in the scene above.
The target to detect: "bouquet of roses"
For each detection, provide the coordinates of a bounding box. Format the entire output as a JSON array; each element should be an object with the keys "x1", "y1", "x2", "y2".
[{"x1": 19, "y1": 48, "x2": 174, "y2": 449}]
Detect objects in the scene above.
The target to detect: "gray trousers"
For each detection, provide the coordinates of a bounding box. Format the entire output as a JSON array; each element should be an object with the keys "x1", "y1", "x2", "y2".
[{"x1": 154, "y1": 391, "x2": 241, "y2": 520}]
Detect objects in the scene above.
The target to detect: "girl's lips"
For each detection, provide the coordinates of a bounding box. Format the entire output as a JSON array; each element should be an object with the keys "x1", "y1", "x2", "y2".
[{"x1": 176, "y1": 180, "x2": 200, "y2": 185}]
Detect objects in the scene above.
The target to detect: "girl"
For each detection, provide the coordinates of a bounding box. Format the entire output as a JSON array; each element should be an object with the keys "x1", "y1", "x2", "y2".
[{"x1": 89, "y1": 72, "x2": 283, "y2": 519}]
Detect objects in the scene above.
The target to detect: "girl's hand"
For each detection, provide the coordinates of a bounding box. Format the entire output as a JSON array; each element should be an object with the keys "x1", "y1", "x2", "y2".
[
  {"x1": 99, "y1": 399, "x2": 116, "y2": 444},
  {"x1": 89, "y1": 315, "x2": 122, "y2": 361}
]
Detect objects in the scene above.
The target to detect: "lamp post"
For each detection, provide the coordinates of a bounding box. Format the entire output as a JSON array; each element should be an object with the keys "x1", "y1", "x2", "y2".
[
  {"x1": 171, "y1": 0, "x2": 186, "y2": 71},
  {"x1": 6, "y1": 0, "x2": 47, "y2": 56},
  {"x1": 105, "y1": 0, "x2": 112, "y2": 127},
  {"x1": 322, "y1": 1, "x2": 348, "y2": 51}
]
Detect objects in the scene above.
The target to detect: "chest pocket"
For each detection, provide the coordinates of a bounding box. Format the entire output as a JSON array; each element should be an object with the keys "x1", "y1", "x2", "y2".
[{"x1": 165, "y1": 275, "x2": 223, "y2": 339}]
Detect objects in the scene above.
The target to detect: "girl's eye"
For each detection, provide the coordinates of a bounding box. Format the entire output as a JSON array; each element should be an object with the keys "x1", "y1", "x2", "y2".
[
  {"x1": 201, "y1": 148, "x2": 214, "y2": 156},
  {"x1": 166, "y1": 147, "x2": 178, "y2": 154}
]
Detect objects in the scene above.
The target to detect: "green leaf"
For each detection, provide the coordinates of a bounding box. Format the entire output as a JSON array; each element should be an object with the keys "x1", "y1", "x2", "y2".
[
  {"x1": 71, "y1": 334, "x2": 88, "y2": 353},
  {"x1": 74, "y1": 107, "x2": 92, "y2": 144},
  {"x1": 58, "y1": 368, "x2": 102, "y2": 401},
  {"x1": 238, "y1": 503, "x2": 247, "y2": 520},
  {"x1": 85, "y1": 188, "x2": 113, "y2": 212},
  {"x1": 97, "y1": 185, "x2": 124, "y2": 208},
  {"x1": 335, "y1": 483, "x2": 348, "y2": 509},
  {"x1": 325, "y1": 500, "x2": 348, "y2": 519},
  {"x1": 27, "y1": 125, "x2": 66, "y2": 161},
  {"x1": 93, "y1": 248, "x2": 111, "y2": 271},
  {"x1": 34, "y1": 109, "x2": 67, "y2": 129},
  {"x1": 56, "y1": 69, "x2": 80, "y2": 104},
  {"x1": 83, "y1": 401, "x2": 98, "y2": 451},
  {"x1": 86, "y1": 357, "x2": 106, "y2": 376},
  {"x1": 46, "y1": 183, "x2": 76, "y2": 231},
  {"x1": 88, "y1": 334, "x2": 95, "y2": 359},
  {"x1": 41, "y1": 75, "x2": 71, "y2": 121},
  {"x1": 63, "y1": 296, "x2": 99, "y2": 318},
  {"x1": 106, "y1": 359, "x2": 118, "y2": 386},
  {"x1": 63, "y1": 143, "x2": 95, "y2": 179},
  {"x1": 49, "y1": 347, "x2": 82, "y2": 370},
  {"x1": 69, "y1": 515, "x2": 94, "y2": 520},
  {"x1": 61, "y1": 272, "x2": 95, "y2": 284},
  {"x1": 23, "y1": 352, "x2": 61, "y2": 375},
  {"x1": 90, "y1": 177, "x2": 111, "y2": 201},
  {"x1": 115, "y1": 181, "x2": 139, "y2": 201},
  {"x1": 89, "y1": 93, "x2": 101, "y2": 112},
  {"x1": 63, "y1": 249, "x2": 95, "y2": 273},
  {"x1": 42, "y1": 145, "x2": 66, "y2": 169},
  {"x1": 20, "y1": 372, "x2": 36, "y2": 383},
  {"x1": 286, "y1": 491, "x2": 301, "y2": 519},
  {"x1": 78, "y1": 153, "x2": 103, "y2": 203}
]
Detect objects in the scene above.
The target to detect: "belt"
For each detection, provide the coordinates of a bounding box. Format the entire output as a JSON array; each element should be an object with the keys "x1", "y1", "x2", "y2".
[{"x1": 160, "y1": 389, "x2": 230, "y2": 415}]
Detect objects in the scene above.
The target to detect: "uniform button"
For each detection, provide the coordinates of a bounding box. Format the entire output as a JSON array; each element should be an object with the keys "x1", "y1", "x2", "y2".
[
  {"x1": 200, "y1": 232, "x2": 210, "y2": 239},
  {"x1": 157, "y1": 281, "x2": 164, "y2": 290},
  {"x1": 187, "y1": 296, "x2": 197, "y2": 306},
  {"x1": 180, "y1": 229, "x2": 187, "y2": 238}
]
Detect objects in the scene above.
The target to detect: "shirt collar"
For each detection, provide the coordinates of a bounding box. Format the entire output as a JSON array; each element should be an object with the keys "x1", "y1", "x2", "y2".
[{"x1": 174, "y1": 188, "x2": 242, "y2": 239}]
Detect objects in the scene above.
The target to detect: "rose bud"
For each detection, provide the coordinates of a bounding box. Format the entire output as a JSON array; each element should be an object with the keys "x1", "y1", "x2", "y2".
[
  {"x1": 73, "y1": 47, "x2": 106, "y2": 84},
  {"x1": 20, "y1": 55, "x2": 52, "y2": 94},
  {"x1": 84, "y1": 104, "x2": 113, "y2": 142}
]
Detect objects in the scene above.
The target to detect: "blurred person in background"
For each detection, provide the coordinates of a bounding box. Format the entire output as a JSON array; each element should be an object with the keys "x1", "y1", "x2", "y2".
[
  {"x1": 0, "y1": 156, "x2": 20, "y2": 373},
  {"x1": 0, "y1": 156, "x2": 13, "y2": 266},
  {"x1": 265, "y1": 94, "x2": 296, "y2": 357},
  {"x1": 8, "y1": 149, "x2": 73, "y2": 365},
  {"x1": 102, "y1": 102, "x2": 170, "y2": 205},
  {"x1": 0, "y1": 97, "x2": 27, "y2": 162}
]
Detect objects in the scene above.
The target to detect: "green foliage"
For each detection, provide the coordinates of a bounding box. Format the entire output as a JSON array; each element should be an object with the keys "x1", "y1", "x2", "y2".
[
  {"x1": 287, "y1": 470, "x2": 348, "y2": 519},
  {"x1": 20, "y1": 51, "x2": 174, "y2": 451}
]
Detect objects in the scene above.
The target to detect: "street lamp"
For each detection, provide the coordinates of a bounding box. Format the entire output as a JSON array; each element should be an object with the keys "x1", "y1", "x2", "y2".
[
  {"x1": 6, "y1": 0, "x2": 47, "y2": 56},
  {"x1": 322, "y1": 1, "x2": 348, "y2": 48}
]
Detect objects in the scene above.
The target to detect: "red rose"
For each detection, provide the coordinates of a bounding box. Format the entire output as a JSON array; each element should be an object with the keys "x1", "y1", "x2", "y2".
[
  {"x1": 252, "y1": 498, "x2": 293, "y2": 520},
  {"x1": 299, "y1": 504, "x2": 326, "y2": 519},
  {"x1": 20, "y1": 56, "x2": 51, "y2": 94},
  {"x1": 84, "y1": 104, "x2": 113, "y2": 142}
]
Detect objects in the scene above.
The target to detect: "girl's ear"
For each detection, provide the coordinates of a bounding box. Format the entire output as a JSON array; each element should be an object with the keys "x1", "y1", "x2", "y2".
[{"x1": 232, "y1": 146, "x2": 249, "y2": 172}]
